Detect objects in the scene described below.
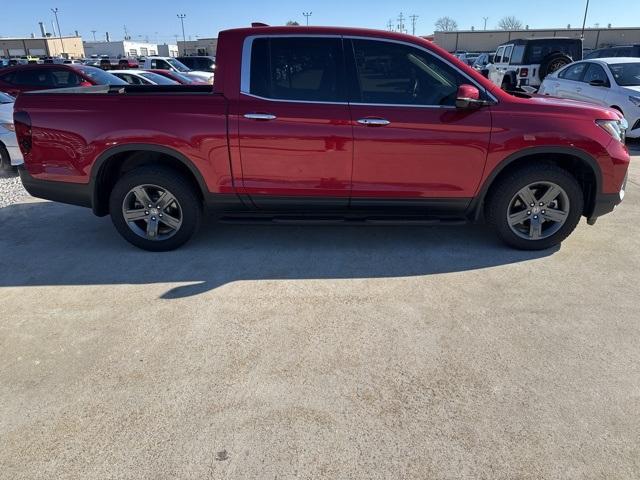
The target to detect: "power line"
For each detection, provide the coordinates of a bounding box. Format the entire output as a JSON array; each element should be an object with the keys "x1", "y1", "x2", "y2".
[{"x1": 302, "y1": 12, "x2": 312, "y2": 26}]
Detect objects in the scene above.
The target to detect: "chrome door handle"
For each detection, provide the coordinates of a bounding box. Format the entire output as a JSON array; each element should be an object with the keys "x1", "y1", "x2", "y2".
[
  {"x1": 244, "y1": 113, "x2": 277, "y2": 121},
  {"x1": 357, "y1": 118, "x2": 391, "y2": 127}
]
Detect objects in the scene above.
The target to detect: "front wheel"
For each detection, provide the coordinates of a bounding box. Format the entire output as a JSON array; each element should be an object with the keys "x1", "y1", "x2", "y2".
[
  {"x1": 109, "y1": 166, "x2": 202, "y2": 251},
  {"x1": 486, "y1": 165, "x2": 584, "y2": 250}
]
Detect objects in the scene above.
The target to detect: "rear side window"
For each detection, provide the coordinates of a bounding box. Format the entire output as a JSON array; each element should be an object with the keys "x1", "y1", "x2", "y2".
[
  {"x1": 349, "y1": 39, "x2": 466, "y2": 106},
  {"x1": 526, "y1": 40, "x2": 582, "y2": 64},
  {"x1": 511, "y1": 45, "x2": 526, "y2": 64},
  {"x1": 249, "y1": 37, "x2": 345, "y2": 102},
  {"x1": 8, "y1": 68, "x2": 58, "y2": 87},
  {"x1": 558, "y1": 62, "x2": 588, "y2": 81}
]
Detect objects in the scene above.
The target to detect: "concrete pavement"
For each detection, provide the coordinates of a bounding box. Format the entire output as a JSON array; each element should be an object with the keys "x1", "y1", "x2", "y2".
[{"x1": 1, "y1": 147, "x2": 639, "y2": 479}]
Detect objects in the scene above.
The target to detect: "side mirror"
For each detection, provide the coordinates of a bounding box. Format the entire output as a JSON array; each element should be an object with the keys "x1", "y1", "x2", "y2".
[
  {"x1": 589, "y1": 79, "x2": 609, "y2": 87},
  {"x1": 455, "y1": 84, "x2": 481, "y2": 108}
]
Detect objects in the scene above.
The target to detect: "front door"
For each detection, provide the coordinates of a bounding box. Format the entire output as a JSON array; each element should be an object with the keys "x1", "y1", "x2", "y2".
[
  {"x1": 237, "y1": 36, "x2": 352, "y2": 209},
  {"x1": 346, "y1": 38, "x2": 491, "y2": 212}
]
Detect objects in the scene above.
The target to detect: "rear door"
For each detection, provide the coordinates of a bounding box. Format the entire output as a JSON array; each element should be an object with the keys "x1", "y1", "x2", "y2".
[
  {"x1": 554, "y1": 62, "x2": 589, "y2": 100},
  {"x1": 346, "y1": 38, "x2": 491, "y2": 209},
  {"x1": 488, "y1": 46, "x2": 506, "y2": 86},
  {"x1": 237, "y1": 36, "x2": 352, "y2": 208}
]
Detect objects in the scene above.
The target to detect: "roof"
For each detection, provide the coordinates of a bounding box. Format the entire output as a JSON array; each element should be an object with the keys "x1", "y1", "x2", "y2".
[
  {"x1": 578, "y1": 57, "x2": 640, "y2": 64},
  {"x1": 499, "y1": 37, "x2": 582, "y2": 46}
]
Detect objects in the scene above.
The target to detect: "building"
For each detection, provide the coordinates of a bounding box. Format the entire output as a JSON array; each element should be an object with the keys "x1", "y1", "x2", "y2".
[
  {"x1": 157, "y1": 44, "x2": 179, "y2": 57},
  {"x1": 431, "y1": 27, "x2": 640, "y2": 53},
  {"x1": 0, "y1": 35, "x2": 85, "y2": 59},
  {"x1": 177, "y1": 37, "x2": 218, "y2": 57},
  {"x1": 83, "y1": 40, "x2": 158, "y2": 58}
]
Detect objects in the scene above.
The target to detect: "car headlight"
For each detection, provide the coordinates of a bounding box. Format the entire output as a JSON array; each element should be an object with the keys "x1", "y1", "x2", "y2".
[
  {"x1": 0, "y1": 122, "x2": 15, "y2": 132},
  {"x1": 629, "y1": 96, "x2": 640, "y2": 107},
  {"x1": 596, "y1": 118, "x2": 627, "y2": 143}
]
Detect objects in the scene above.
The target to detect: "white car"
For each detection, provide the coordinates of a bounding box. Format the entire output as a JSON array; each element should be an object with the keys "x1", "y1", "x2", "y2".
[
  {"x1": 110, "y1": 70, "x2": 179, "y2": 86},
  {"x1": 539, "y1": 58, "x2": 640, "y2": 139},
  {"x1": 139, "y1": 57, "x2": 214, "y2": 84},
  {"x1": 0, "y1": 92, "x2": 23, "y2": 173}
]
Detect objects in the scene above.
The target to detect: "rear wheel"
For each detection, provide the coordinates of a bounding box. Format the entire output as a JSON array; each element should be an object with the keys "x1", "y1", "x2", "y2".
[
  {"x1": 109, "y1": 166, "x2": 202, "y2": 251},
  {"x1": 486, "y1": 165, "x2": 584, "y2": 250},
  {"x1": 539, "y1": 54, "x2": 572, "y2": 81}
]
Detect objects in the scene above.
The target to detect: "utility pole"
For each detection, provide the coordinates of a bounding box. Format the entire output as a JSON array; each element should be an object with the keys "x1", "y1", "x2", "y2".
[
  {"x1": 302, "y1": 12, "x2": 312, "y2": 26},
  {"x1": 483, "y1": 17, "x2": 489, "y2": 30},
  {"x1": 123, "y1": 25, "x2": 129, "y2": 40},
  {"x1": 177, "y1": 14, "x2": 187, "y2": 54},
  {"x1": 387, "y1": 19, "x2": 394, "y2": 32},
  {"x1": 409, "y1": 14, "x2": 419, "y2": 35},
  {"x1": 580, "y1": 0, "x2": 590, "y2": 39},
  {"x1": 91, "y1": 30, "x2": 97, "y2": 41},
  {"x1": 397, "y1": 12, "x2": 406, "y2": 34},
  {"x1": 51, "y1": 8, "x2": 64, "y2": 56}
]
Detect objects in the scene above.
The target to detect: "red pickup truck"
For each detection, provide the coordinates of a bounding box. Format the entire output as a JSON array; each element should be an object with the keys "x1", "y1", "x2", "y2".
[{"x1": 14, "y1": 25, "x2": 630, "y2": 251}]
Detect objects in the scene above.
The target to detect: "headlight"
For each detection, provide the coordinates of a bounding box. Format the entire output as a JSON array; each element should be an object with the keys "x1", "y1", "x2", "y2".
[
  {"x1": 0, "y1": 122, "x2": 15, "y2": 132},
  {"x1": 629, "y1": 96, "x2": 640, "y2": 107},
  {"x1": 596, "y1": 119, "x2": 627, "y2": 143}
]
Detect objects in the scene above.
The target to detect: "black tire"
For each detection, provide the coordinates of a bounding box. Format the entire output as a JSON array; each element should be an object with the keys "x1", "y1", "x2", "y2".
[
  {"x1": 0, "y1": 144, "x2": 15, "y2": 177},
  {"x1": 539, "y1": 53, "x2": 572, "y2": 81},
  {"x1": 486, "y1": 164, "x2": 584, "y2": 250},
  {"x1": 501, "y1": 71, "x2": 518, "y2": 91},
  {"x1": 109, "y1": 166, "x2": 202, "y2": 251}
]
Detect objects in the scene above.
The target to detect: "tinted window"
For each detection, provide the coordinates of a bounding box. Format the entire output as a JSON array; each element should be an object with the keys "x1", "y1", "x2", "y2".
[
  {"x1": 525, "y1": 40, "x2": 582, "y2": 64},
  {"x1": 583, "y1": 63, "x2": 609, "y2": 85},
  {"x1": 50, "y1": 69, "x2": 82, "y2": 87},
  {"x1": 249, "y1": 37, "x2": 345, "y2": 102},
  {"x1": 74, "y1": 66, "x2": 127, "y2": 85},
  {"x1": 495, "y1": 47, "x2": 504, "y2": 63},
  {"x1": 511, "y1": 45, "x2": 526, "y2": 64},
  {"x1": 503, "y1": 45, "x2": 513, "y2": 64},
  {"x1": 350, "y1": 39, "x2": 466, "y2": 106},
  {"x1": 558, "y1": 63, "x2": 588, "y2": 80},
  {"x1": 9, "y1": 68, "x2": 58, "y2": 87},
  {"x1": 609, "y1": 63, "x2": 640, "y2": 86}
]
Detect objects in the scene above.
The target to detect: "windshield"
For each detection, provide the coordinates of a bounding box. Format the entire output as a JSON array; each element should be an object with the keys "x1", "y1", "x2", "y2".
[
  {"x1": 608, "y1": 63, "x2": 640, "y2": 86},
  {"x1": 139, "y1": 72, "x2": 180, "y2": 85},
  {"x1": 166, "y1": 58, "x2": 190, "y2": 72},
  {"x1": 73, "y1": 66, "x2": 128, "y2": 85},
  {"x1": 0, "y1": 92, "x2": 14, "y2": 103}
]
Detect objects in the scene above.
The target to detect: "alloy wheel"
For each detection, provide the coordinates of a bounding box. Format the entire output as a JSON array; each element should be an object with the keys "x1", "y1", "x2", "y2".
[{"x1": 121, "y1": 184, "x2": 183, "y2": 241}]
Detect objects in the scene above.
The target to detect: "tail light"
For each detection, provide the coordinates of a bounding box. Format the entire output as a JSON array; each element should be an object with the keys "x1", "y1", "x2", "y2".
[
  {"x1": 520, "y1": 68, "x2": 529, "y2": 77},
  {"x1": 80, "y1": 80, "x2": 93, "y2": 87},
  {"x1": 13, "y1": 111, "x2": 32, "y2": 155}
]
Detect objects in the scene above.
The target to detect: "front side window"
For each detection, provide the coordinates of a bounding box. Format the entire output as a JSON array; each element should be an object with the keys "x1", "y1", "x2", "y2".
[
  {"x1": 11, "y1": 68, "x2": 57, "y2": 87},
  {"x1": 50, "y1": 69, "x2": 82, "y2": 87},
  {"x1": 503, "y1": 45, "x2": 513, "y2": 64},
  {"x1": 350, "y1": 39, "x2": 465, "y2": 107},
  {"x1": 249, "y1": 37, "x2": 345, "y2": 102},
  {"x1": 582, "y1": 63, "x2": 610, "y2": 85},
  {"x1": 495, "y1": 47, "x2": 504, "y2": 64},
  {"x1": 559, "y1": 63, "x2": 588, "y2": 81}
]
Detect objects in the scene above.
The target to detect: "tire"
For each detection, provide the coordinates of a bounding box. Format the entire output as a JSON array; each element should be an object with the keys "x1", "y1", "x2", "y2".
[
  {"x1": 539, "y1": 54, "x2": 572, "y2": 81},
  {"x1": 0, "y1": 144, "x2": 15, "y2": 177},
  {"x1": 486, "y1": 164, "x2": 584, "y2": 250},
  {"x1": 109, "y1": 166, "x2": 202, "y2": 251}
]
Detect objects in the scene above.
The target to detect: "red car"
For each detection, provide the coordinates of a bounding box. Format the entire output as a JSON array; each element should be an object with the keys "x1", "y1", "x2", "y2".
[
  {"x1": 146, "y1": 69, "x2": 208, "y2": 85},
  {"x1": 0, "y1": 64, "x2": 126, "y2": 96},
  {"x1": 14, "y1": 25, "x2": 630, "y2": 251}
]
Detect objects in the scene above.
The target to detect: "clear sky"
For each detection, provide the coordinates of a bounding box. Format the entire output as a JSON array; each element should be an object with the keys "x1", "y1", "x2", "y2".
[{"x1": 3, "y1": 0, "x2": 639, "y2": 43}]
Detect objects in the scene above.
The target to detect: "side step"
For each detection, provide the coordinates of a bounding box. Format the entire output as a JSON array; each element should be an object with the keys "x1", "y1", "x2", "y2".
[{"x1": 217, "y1": 215, "x2": 468, "y2": 226}]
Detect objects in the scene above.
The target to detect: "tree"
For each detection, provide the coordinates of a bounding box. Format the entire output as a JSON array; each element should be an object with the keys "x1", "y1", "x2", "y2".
[
  {"x1": 286, "y1": 20, "x2": 300, "y2": 26},
  {"x1": 435, "y1": 17, "x2": 458, "y2": 32},
  {"x1": 498, "y1": 16, "x2": 524, "y2": 31}
]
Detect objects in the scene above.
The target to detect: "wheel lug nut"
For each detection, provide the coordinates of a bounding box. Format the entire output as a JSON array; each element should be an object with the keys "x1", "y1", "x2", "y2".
[
  {"x1": 539, "y1": 202, "x2": 544, "y2": 206},
  {"x1": 144, "y1": 211, "x2": 149, "y2": 215},
  {"x1": 151, "y1": 216, "x2": 156, "y2": 221},
  {"x1": 533, "y1": 215, "x2": 538, "y2": 219},
  {"x1": 148, "y1": 204, "x2": 152, "y2": 208},
  {"x1": 530, "y1": 203, "x2": 535, "y2": 207},
  {"x1": 541, "y1": 210, "x2": 546, "y2": 214},
  {"x1": 527, "y1": 211, "x2": 531, "y2": 215},
  {"x1": 159, "y1": 214, "x2": 163, "y2": 217}
]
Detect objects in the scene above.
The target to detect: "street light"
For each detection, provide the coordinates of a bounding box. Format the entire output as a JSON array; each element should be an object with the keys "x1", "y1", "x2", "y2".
[
  {"x1": 303, "y1": 12, "x2": 312, "y2": 26},
  {"x1": 177, "y1": 14, "x2": 187, "y2": 54},
  {"x1": 51, "y1": 8, "x2": 64, "y2": 56},
  {"x1": 581, "y1": 0, "x2": 590, "y2": 39},
  {"x1": 483, "y1": 17, "x2": 489, "y2": 30}
]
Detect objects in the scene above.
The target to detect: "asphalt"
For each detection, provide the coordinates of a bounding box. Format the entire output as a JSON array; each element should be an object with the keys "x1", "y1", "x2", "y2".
[{"x1": 1, "y1": 145, "x2": 639, "y2": 479}]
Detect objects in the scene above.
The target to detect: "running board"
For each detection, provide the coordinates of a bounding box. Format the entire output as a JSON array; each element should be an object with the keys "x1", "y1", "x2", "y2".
[{"x1": 217, "y1": 216, "x2": 468, "y2": 226}]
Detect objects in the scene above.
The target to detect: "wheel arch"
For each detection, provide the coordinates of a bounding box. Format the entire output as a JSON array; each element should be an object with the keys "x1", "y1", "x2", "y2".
[
  {"x1": 468, "y1": 147, "x2": 603, "y2": 221},
  {"x1": 90, "y1": 144, "x2": 208, "y2": 216}
]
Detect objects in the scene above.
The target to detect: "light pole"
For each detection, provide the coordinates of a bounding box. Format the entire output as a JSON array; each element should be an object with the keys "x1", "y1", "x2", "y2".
[
  {"x1": 483, "y1": 17, "x2": 489, "y2": 30},
  {"x1": 581, "y1": 0, "x2": 590, "y2": 39},
  {"x1": 303, "y1": 12, "x2": 312, "y2": 26},
  {"x1": 91, "y1": 30, "x2": 97, "y2": 41},
  {"x1": 51, "y1": 8, "x2": 64, "y2": 56},
  {"x1": 177, "y1": 14, "x2": 187, "y2": 54}
]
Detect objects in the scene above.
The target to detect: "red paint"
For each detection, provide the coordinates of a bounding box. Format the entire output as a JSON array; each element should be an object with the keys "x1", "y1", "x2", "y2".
[
  {"x1": 0, "y1": 64, "x2": 115, "y2": 96},
  {"x1": 14, "y1": 25, "x2": 630, "y2": 207}
]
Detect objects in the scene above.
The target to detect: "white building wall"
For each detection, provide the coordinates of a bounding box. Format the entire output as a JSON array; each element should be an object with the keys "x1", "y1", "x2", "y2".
[{"x1": 83, "y1": 40, "x2": 159, "y2": 58}]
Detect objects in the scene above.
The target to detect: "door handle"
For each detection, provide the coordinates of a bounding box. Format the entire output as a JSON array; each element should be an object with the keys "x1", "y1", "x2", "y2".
[
  {"x1": 244, "y1": 113, "x2": 277, "y2": 121},
  {"x1": 357, "y1": 118, "x2": 391, "y2": 127}
]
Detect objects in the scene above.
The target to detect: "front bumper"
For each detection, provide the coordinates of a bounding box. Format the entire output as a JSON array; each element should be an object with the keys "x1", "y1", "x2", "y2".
[{"x1": 587, "y1": 173, "x2": 627, "y2": 225}]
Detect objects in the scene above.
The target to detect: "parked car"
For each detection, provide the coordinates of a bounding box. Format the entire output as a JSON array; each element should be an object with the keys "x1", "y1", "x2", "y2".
[
  {"x1": 176, "y1": 56, "x2": 216, "y2": 73},
  {"x1": 0, "y1": 64, "x2": 126, "y2": 96},
  {"x1": 110, "y1": 70, "x2": 180, "y2": 85},
  {"x1": 472, "y1": 53, "x2": 494, "y2": 70},
  {"x1": 147, "y1": 69, "x2": 209, "y2": 85},
  {"x1": 539, "y1": 58, "x2": 640, "y2": 138},
  {"x1": 117, "y1": 58, "x2": 139, "y2": 69},
  {"x1": 139, "y1": 57, "x2": 214, "y2": 83},
  {"x1": 488, "y1": 38, "x2": 582, "y2": 91},
  {"x1": 14, "y1": 25, "x2": 629, "y2": 252},
  {"x1": 584, "y1": 44, "x2": 640, "y2": 59},
  {"x1": 0, "y1": 92, "x2": 22, "y2": 173}
]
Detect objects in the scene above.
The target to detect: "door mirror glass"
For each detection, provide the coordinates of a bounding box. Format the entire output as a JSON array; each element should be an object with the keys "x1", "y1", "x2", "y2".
[{"x1": 455, "y1": 84, "x2": 480, "y2": 108}]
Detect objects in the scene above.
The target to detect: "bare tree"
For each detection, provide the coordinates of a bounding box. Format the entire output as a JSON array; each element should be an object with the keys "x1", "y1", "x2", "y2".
[
  {"x1": 286, "y1": 20, "x2": 300, "y2": 26},
  {"x1": 498, "y1": 16, "x2": 524, "y2": 31},
  {"x1": 435, "y1": 17, "x2": 458, "y2": 32}
]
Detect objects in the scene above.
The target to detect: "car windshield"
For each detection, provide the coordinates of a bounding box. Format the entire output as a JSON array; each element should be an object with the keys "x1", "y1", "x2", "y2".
[
  {"x1": 138, "y1": 72, "x2": 179, "y2": 85},
  {"x1": 0, "y1": 92, "x2": 14, "y2": 103},
  {"x1": 608, "y1": 63, "x2": 640, "y2": 86},
  {"x1": 166, "y1": 58, "x2": 190, "y2": 72},
  {"x1": 73, "y1": 65, "x2": 128, "y2": 85}
]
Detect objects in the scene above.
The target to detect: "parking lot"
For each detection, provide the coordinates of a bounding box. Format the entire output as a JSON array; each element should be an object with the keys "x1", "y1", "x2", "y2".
[{"x1": 0, "y1": 144, "x2": 638, "y2": 479}]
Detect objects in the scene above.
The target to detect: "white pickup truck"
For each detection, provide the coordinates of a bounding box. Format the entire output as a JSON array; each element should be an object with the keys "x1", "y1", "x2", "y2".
[{"x1": 139, "y1": 57, "x2": 214, "y2": 84}]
